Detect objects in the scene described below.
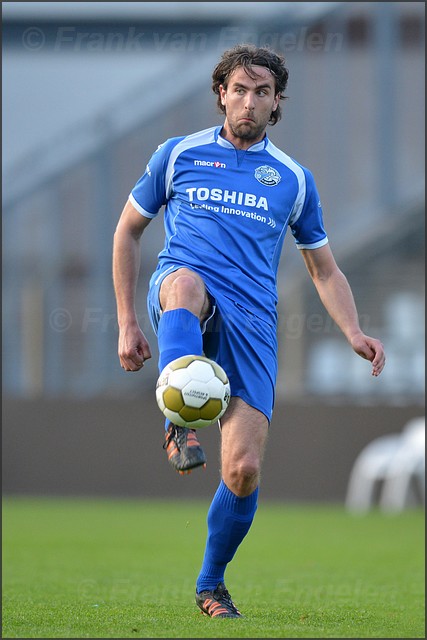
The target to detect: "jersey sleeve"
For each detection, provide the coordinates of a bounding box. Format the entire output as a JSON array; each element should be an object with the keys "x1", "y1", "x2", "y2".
[
  {"x1": 289, "y1": 168, "x2": 329, "y2": 250},
  {"x1": 129, "y1": 137, "x2": 181, "y2": 218}
]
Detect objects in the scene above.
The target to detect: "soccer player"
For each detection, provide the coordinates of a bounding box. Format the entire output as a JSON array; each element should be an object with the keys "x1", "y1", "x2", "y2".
[{"x1": 113, "y1": 44, "x2": 386, "y2": 618}]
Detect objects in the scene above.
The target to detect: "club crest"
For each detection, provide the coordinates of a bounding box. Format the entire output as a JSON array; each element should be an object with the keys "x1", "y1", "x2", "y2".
[{"x1": 254, "y1": 165, "x2": 281, "y2": 187}]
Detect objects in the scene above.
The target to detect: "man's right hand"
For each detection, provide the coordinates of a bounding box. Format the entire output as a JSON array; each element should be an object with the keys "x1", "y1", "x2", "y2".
[{"x1": 118, "y1": 324, "x2": 152, "y2": 372}]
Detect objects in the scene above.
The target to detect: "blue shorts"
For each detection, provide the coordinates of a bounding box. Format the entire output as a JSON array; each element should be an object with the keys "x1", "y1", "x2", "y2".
[{"x1": 147, "y1": 263, "x2": 277, "y2": 423}]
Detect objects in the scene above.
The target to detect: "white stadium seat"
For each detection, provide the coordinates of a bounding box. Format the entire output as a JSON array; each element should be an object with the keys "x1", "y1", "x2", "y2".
[{"x1": 345, "y1": 417, "x2": 425, "y2": 512}]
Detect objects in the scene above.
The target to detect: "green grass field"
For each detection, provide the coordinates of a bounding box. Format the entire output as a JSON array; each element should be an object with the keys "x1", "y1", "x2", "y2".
[{"x1": 2, "y1": 498, "x2": 425, "y2": 638}]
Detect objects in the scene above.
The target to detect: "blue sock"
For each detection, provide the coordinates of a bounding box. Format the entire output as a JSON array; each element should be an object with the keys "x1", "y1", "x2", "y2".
[
  {"x1": 157, "y1": 308, "x2": 203, "y2": 373},
  {"x1": 196, "y1": 480, "x2": 258, "y2": 593},
  {"x1": 157, "y1": 308, "x2": 203, "y2": 432}
]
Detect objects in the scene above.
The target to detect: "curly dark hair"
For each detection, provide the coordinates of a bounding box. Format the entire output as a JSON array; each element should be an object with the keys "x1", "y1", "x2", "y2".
[{"x1": 212, "y1": 44, "x2": 289, "y2": 126}]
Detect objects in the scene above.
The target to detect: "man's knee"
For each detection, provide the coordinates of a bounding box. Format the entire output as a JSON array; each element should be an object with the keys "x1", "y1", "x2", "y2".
[
  {"x1": 223, "y1": 455, "x2": 261, "y2": 497},
  {"x1": 170, "y1": 273, "x2": 204, "y2": 299},
  {"x1": 160, "y1": 269, "x2": 207, "y2": 316}
]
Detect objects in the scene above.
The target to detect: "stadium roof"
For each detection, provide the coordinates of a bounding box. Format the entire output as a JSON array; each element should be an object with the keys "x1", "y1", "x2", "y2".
[
  {"x1": 13, "y1": 2, "x2": 422, "y2": 199},
  {"x1": 3, "y1": 1, "x2": 345, "y2": 179},
  {"x1": 3, "y1": 2, "x2": 343, "y2": 22}
]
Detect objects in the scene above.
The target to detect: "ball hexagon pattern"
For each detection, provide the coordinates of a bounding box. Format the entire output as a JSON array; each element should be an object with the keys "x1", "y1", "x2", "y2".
[{"x1": 156, "y1": 355, "x2": 230, "y2": 428}]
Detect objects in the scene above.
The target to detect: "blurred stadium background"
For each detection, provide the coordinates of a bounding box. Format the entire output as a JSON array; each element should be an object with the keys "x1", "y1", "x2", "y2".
[{"x1": 2, "y1": 2, "x2": 425, "y2": 504}]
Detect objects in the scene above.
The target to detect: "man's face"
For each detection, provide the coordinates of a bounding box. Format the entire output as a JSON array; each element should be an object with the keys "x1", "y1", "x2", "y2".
[{"x1": 219, "y1": 65, "x2": 280, "y2": 147}]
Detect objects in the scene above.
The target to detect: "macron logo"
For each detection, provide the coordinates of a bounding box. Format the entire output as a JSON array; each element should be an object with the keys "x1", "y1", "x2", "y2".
[{"x1": 194, "y1": 160, "x2": 226, "y2": 168}]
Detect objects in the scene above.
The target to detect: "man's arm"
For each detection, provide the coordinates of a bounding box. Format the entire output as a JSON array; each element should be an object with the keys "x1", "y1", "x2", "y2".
[
  {"x1": 301, "y1": 244, "x2": 386, "y2": 377},
  {"x1": 113, "y1": 199, "x2": 153, "y2": 372}
]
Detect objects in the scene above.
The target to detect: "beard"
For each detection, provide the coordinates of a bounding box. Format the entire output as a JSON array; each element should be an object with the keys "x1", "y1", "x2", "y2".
[{"x1": 228, "y1": 118, "x2": 267, "y2": 142}]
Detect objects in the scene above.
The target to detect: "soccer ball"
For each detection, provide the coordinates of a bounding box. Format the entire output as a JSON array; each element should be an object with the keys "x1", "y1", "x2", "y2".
[{"x1": 156, "y1": 355, "x2": 231, "y2": 429}]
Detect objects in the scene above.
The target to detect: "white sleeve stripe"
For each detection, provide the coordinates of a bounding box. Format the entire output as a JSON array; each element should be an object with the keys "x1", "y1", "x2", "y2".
[
  {"x1": 265, "y1": 141, "x2": 306, "y2": 225},
  {"x1": 296, "y1": 237, "x2": 329, "y2": 250},
  {"x1": 129, "y1": 194, "x2": 158, "y2": 218},
  {"x1": 164, "y1": 127, "x2": 217, "y2": 199}
]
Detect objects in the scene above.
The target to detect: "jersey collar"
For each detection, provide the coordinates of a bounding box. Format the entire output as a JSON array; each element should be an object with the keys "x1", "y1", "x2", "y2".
[{"x1": 214, "y1": 125, "x2": 269, "y2": 152}]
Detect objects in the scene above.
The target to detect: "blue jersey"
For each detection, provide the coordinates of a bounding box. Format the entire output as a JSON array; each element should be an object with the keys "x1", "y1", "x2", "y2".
[{"x1": 130, "y1": 125, "x2": 328, "y2": 326}]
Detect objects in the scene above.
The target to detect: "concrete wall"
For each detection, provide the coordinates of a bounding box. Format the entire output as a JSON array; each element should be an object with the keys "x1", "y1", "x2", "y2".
[{"x1": 3, "y1": 396, "x2": 422, "y2": 502}]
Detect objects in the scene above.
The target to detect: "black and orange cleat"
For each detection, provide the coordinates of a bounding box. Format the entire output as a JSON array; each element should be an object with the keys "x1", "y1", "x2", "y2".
[
  {"x1": 163, "y1": 423, "x2": 206, "y2": 474},
  {"x1": 196, "y1": 582, "x2": 243, "y2": 618}
]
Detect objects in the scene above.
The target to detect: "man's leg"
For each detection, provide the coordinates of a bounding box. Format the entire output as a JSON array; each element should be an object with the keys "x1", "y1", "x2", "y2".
[
  {"x1": 158, "y1": 268, "x2": 211, "y2": 371},
  {"x1": 158, "y1": 268, "x2": 211, "y2": 473},
  {"x1": 196, "y1": 398, "x2": 268, "y2": 616}
]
